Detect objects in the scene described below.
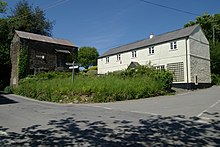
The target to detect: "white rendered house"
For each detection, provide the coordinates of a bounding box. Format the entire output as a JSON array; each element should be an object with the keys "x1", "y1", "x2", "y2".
[{"x1": 98, "y1": 24, "x2": 211, "y2": 89}]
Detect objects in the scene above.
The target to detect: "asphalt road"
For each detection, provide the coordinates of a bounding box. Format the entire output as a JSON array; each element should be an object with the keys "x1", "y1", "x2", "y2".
[{"x1": 0, "y1": 86, "x2": 220, "y2": 146}]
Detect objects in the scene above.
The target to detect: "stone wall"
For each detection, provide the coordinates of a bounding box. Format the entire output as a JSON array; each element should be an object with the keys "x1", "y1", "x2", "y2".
[
  {"x1": 10, "y1": 36, "x2": 76, "y2": 86},
  {"x1": 190, "y1": 56, "x2": 211, "y2": 83},
  {"x1": 21, "y1": 39, "x2": 74, "y2": 75},
  {"x1": 10, "y1": 34, "x2": 20, "y2": 86}
]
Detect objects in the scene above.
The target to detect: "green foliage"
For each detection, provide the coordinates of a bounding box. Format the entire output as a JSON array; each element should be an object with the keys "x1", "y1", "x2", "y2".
[
  {"x1": 4, "y1": 86, "x2": 13, "y2": 94},
  {"x1": 86, "y1": 70, "x2": 97, "y2": 77},
  {"x1": 184, "y1": 13, "x2": 220, "y2": 42},
  {"x1": 88, "y1": 66, "x2": 97, "y2": 70},
  {"x1": 18, "y1": 47, "x2": 28, "y2": 79},
  {"x1": 113, "y1": 65, "x2": 173, "y2": 90},
  {"x1": 210, "y1": 42, "x2": 220, "y2": 74},
  {"x1": 12, "y1": 66, "x2": 173, "y2": 103},
  {"x1": 0, "y1": 44, "x2": 10, "y2": 65},
  {"x1": 211, "y1": 74, "x2": 220, "y2": 85},
  {"x1": 8, "y1": 0, "x2": 53, "y2": 37},
  {"x1": 0, "y1": 0, "x2": 7, "y2": 13},
  {"x1": 184, "y1": 13, "x2": 220, "y2": 75},
  {"x1": 0, "y1": 0, "x2": 54, "y2": 89},
  {"x1": 78, "y1": 47, "x2": 99, "y2": 68}
]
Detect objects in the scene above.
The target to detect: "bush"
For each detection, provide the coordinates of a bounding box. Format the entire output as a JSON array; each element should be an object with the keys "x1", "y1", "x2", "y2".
[
  {"x1": 211, "y1": 74, "x2": 220, "y2": 85},
  {"x1": 4, "y1": 86, "x2": 13, "y2": 94},
  {"x1": 88, "y1": 66, "x2": 97, "y2": 70},
  {"x1": 12, "y1": 67, "x2": 173, "y2": 103}
]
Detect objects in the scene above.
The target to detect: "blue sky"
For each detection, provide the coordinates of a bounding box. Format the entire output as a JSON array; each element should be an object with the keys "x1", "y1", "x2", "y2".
[{"x1": 3, "y1": 0, "x2": 220, "y2": 55}]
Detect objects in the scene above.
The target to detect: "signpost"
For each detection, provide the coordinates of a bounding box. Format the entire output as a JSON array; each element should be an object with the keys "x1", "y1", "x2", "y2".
[{"x1": 66, "y1": 61, "x2": 77, "y2": 82}]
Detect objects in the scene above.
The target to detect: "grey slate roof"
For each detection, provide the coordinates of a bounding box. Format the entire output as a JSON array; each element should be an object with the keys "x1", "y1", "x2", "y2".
[
  {"x1": 15, "y1": 30, "x2": 76, "y2": 47},
  {"x1": 99, "y1": 24, "x2": 200, "y2": 58}
]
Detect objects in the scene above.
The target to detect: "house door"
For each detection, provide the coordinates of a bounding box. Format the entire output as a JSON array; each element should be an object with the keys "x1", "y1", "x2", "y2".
[{"x1": 57, "y1": 53, "x2": 66, "y2": 67}]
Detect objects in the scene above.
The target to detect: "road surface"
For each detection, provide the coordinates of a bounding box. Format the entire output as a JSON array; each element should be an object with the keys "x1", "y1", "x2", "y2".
[{"x1": 0, "y1": 86, "x2": 220, "y2": 146}]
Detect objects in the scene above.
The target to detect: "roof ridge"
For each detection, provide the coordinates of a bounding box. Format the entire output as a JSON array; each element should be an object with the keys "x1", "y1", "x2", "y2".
[
  {"x1": 109, "y1": 24, "x2": 199, "y2": 51},
  {"x1": 154, "y1": 24, "x2": 199, "y2": 38},
  {"x1": 15, "y1": 30, "x2": 66, "y2": 41},
  {"x1": 15, "y1": 30, "x2": 76, "y2": 47},
  {"x1": 99, "y1": 24, "x2": 200, "y2": 58}
]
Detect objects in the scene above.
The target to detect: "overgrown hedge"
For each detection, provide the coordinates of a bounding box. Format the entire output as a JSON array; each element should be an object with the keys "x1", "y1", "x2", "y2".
[
  {"x1": 10, "y1": 66, "x2": 173, "y2": 103},
  {"x1": 211, "y1": 74, "x2": 220, "y2": 85},
  {"x1": 18, "y1": 47, "x2": 28, "y2": 79}
]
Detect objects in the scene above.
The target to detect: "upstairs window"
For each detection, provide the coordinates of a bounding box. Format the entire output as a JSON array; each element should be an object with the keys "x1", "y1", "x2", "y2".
[
  {"x1": 170, "y1": 41, "x2": 177, "y2": 50},
  {"x1": 132, "y1": 50, "x2": 137, "y2": 58},
  {"x1": 117, "y1": 54, "x2": 121, "y2": 61},
  {"x1": 149, "y1": 46, "x2": 154, "y2": 55},
  {"x1": 106, "y1": 57, "x2": 109, "y2": 63}
]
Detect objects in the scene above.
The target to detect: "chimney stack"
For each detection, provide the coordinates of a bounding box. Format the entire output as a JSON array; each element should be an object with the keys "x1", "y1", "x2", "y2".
[{"x1": 149, "y1": 33, "x2": 154, "y2": 39}]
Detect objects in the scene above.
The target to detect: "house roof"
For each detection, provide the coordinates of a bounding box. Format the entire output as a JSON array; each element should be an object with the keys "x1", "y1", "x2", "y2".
[
  {"x1": 15, "y1": 30, "x2": 77, "y2": 47},
  {"x1": 99, "y1": 24, "x2": 200, "y2": 58}
]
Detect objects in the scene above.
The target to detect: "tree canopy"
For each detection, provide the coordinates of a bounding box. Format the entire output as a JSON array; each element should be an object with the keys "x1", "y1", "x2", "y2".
[
  {"x1": 0, "y1": 0, "x2": 7, "y2": 13},
  {"x1": 184, "y1": 13, "x2": 220, "y2": 43},
  {"x1": 78, "y1": 47, "x2": 99, "y2": 68},
  {"x1": 0, "y1": 0, "x2": 54, "y2": 89},
  {"x1": 8, "y1": 0, "x2": 53, "y2": 37}
]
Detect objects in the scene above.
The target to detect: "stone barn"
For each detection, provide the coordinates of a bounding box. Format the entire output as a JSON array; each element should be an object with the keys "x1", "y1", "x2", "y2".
[{"x1": 10, "y1": 30, "x2": 78, "y2": 86}]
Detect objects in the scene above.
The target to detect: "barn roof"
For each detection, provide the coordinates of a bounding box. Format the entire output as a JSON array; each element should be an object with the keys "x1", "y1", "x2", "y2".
[
  {"x1": 15, "y1": 30, "x2": 76, "y2": 47},
  {"x1": 99, "y1": 24, "x2": 200, "y2": 58}
]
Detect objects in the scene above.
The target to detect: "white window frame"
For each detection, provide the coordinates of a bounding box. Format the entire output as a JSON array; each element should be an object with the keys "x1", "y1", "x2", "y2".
[
  {"x1": 170, "y1": 41, "x2": 177, "y2": 50},
  {"x1": 155, "y1": 65, "x2": 165, "y2": 71},
  {"x1": 106, "y1": 57, "x2": 109, "y2": 63},
  {"x1": 149, "y1": 46, "x2": 154, "y2": 55},
  {"x1": 117, "y1": 54, "x2": 121, "y2": 61},
  {"x1": 132, "y1": 50, "x2": 137, "y2": 58}
]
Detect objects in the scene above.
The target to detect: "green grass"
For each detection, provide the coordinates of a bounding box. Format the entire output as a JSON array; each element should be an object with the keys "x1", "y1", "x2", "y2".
[{"x1": 11, "y1": 66, "x2": 173, "y2": 103}]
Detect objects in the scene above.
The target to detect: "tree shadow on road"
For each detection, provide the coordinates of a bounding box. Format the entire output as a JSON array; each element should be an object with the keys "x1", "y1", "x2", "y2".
[
  {"x1": 0, "y1": 92, "x2": 18, "y2": 105},
  {"x1": 1, "y1": 113, "x2": 220, "y2": 146}
]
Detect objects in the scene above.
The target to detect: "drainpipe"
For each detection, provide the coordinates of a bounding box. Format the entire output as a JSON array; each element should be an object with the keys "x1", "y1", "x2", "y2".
[{"x1": 185, "y1": 38, "x2": 189, "y2": 90}]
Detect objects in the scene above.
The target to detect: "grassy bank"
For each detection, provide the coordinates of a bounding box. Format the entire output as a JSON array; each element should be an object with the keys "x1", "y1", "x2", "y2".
[{"x1": 9, "y1": 66, "x2": 173, "y2": 103}]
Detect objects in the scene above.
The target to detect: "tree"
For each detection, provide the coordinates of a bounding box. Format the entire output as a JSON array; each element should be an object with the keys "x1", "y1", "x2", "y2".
[
  {"x1": 184, "y1": 13, "x2": 220, "y2": 42},
  {"x1": 0, "y1": 0, "x2": 7, "y2": 13},
  {"x1": 210, "y1": 42, "x2": 220, "y2": 74},
  {"x1": 8, "y1": 0, "x2": 53, "y2": 37},
  {"x1": 0, "y1": 0, "x2": 54, "y2": 89},
  {"x1": 78, "y1": 47, "x2": 99, "y2": 68}
]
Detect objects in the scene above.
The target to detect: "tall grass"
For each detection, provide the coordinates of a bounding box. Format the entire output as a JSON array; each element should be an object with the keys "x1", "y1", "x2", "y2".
[{"x1": 12, "y1": 66, "x2": 173, "y2": 103}]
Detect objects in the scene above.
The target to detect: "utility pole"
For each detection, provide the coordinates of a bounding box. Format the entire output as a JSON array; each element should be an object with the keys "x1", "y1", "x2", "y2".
[{"x1": 213, "y1": 14, "x2": 215, "y2": 44}]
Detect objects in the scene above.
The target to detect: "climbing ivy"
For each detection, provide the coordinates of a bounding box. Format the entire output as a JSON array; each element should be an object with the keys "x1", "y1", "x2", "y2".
[{"x1": 18, "y1": 47, "x2": 28, "y2": 79}]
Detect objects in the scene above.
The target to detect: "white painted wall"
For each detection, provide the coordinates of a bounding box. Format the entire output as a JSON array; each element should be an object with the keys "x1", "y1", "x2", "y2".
[
  {"x1": 98, "y1": 26, "x2": 211, "y2": 84},
  {"x1": 98, "y1": 38, "x2": 188, "y2": 83}
]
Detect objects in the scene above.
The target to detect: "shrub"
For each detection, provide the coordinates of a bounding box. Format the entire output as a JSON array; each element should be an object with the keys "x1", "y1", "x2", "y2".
[
  {"x1": 153, "y1": 71, "x2": 173, "y2": 90},
  {"x1": 211, "y1": 74, "x2": 220, "y2": 85},
  {"x1": 4, "y1": 86, "x2": 13, "y2": 94},
  {"x1": 13, "y1": 67, "x2": 173, "y2": 103},
  {"x1": 88, "y1": 66, "x2": 97, "y2": 70},
  {"x1": 87, "y1": 70, "x2": 97, "y2": 77}
]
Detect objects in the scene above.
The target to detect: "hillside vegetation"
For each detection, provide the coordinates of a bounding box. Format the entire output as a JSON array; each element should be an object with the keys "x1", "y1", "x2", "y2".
[{"x1": 7, "y1": 65, "x2": 173, "y2": 103}]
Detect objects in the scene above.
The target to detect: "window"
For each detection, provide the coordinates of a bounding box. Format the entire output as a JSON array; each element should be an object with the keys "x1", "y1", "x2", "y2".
[
  {"x1": 132, "y1": 51, "x2": 137, "y2": 58},
  {"x1": 117, "y1": 54, "x2": 121, "y2": 61},
  {"x1": 170, "y1": 41, "x2": 177, "y2": 50},
  {"x1": 149, "y1": 46, "x2": 154, "y2": 54},
  {"x1": 106, "y1": 57, "x2": 109, "y2": 63},
  {"x1": 155, "y1": 65, "x2": 165, "y2": 71}
]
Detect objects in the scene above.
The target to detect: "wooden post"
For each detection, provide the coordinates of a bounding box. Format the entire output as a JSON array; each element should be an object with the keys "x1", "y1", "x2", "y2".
[{"x1": 72, "y1": 61, "x2": 74, "y2": 82}]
